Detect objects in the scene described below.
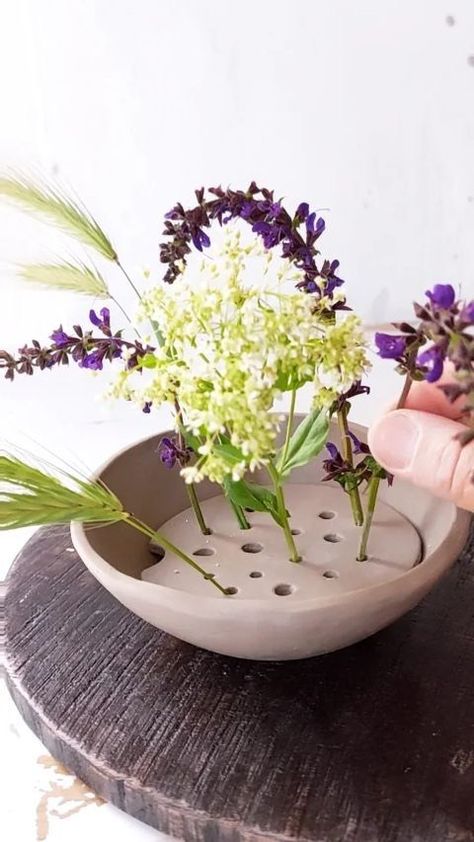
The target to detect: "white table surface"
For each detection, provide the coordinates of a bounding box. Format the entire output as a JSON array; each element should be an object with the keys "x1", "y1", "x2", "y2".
[{"x1": 0, "y1": 356, "x2": 398, "y2": 841}]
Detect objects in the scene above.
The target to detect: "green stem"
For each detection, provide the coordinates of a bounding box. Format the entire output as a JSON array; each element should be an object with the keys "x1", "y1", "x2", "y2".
[
  {"x1": 397, "y1": 371, "x2": 413, "y2": 409},
  {"x1": 229, "y1": 499, "x2": 251, "y2": 529},
  {"x1": 267, "y1": 462, "x2": 301, "y2": 562},
  {"x1": 185, "y1": 482, "x2": 212, "y2": 535},
  {"x1": 174, "y1": 399, "x2": 211, "y2": 536},
  {"x1": 337, "y1": 405, "x2": 364, "y2": 526},
  {"x1": 355, "y1": 360, "x2": 415, "y2": 562},
  {"x1": 126, "y1": 514, "x2": 228, "y2": 595},
  {"x1": 110, "y1": 294, "x2": 143, "y2": 341},
  {"x1": 396, "y1": 343, "x2": 419, "y2": 409},
  {"x1": 357, "y1": 476, "x2": 380, "y2": 561},
  {"x1": 110, "y1": 294, "x2": 132, "y2": 325},
  {"x1": 280, "y1": 388, "x2": 297, "y2": 469},
  {"x1": 115, "y1": 259, "x2": 142, "y2": 301},
  {"x1": 115, "y1": 259, "x2": 164, "y2": 347}
]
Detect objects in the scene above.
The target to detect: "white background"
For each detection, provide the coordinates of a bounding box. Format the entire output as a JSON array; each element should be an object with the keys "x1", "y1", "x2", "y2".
[
  {"x1": 1, "y1": 1, "x2": 474, "y2": 839},
  {"x1": 1, "y1": 0, "x2": 474, "y2": 448}
]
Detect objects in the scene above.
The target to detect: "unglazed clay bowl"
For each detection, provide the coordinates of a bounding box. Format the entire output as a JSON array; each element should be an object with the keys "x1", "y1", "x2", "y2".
[{"x1": 71, "y1": 418, "x2": 471, "y2": 660}]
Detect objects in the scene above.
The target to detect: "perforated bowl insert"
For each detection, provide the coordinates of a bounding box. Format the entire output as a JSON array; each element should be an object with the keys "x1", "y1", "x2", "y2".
[{"x1": 141, "y1": 484, "x2": 422, "y2": 599}]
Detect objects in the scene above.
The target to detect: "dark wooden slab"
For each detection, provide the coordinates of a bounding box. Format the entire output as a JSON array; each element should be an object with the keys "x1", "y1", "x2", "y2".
[{"x1": 3, "y1": 524, "x2": 474, "y2": 842}]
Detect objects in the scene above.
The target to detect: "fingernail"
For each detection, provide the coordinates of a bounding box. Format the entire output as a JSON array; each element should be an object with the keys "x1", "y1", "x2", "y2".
[{"x1": 370, "y1": 412, "x2": 420, "y2": 471}]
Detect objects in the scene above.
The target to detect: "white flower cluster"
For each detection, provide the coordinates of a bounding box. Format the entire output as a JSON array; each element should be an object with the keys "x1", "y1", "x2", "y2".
[{"x1": 111, "y1": 229, "x2": 370, "y2": 484}]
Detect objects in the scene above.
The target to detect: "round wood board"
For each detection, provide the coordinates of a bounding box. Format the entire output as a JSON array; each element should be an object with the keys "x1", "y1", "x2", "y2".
[{"x1": 3, "y1": 524, "x2": 474, "y2": 842}]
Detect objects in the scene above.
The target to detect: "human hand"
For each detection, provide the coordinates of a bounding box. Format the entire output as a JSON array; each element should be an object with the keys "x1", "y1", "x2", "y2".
[{"x1": 368, "y1": 370, "x2": 474, "y2": 512}]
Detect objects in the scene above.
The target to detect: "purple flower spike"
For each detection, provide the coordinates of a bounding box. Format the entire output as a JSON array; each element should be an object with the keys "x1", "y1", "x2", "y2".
[
  {"x1": 251, "y1": 220, "x2": 285, "y2": 249},
  {"x1": 425, "y1": 284, "x2": 456, "y2": 309},
  {"x1": 314, "y1": 217, "x2": 326, "y2": 239},
  {"x1": 296, "y1": 202, "x2": 309, "y2": 220},
  {"x1": 305, "y1": 212, "x2": 325, "y2": 239},
  {"x1": 325, "y1": 441, "x2": 340, "y2": 461},
  {"x1": 460, "y1": 300, "x2": 474, "y2": 325},
  {"x1": 305, "y1": 212, "x2": 316, "y2": 234},
  {"x1": 191, "y1": 228, "x2": 211, "y2": 252},
  {"x1": 159, "y1": 184, "x2": 345, "y2": 309},
  {"x1": 322, "y1": 442, "x2": 353, "y2": 485},
  {"x1": 89, "y1": 307, "x2": 111, "y2": 335},
  {"x1": 158, "y1": 436, "x2": 178, "y2": 468},
  {"x1": 320, "y1": 259, "x2": 344, "y2": 295},
  {"x1": 374, "y1": 333, "x2": 407, "y2": 360},
  {"x1": 348, "y1": 431, "x2": 370, "y2": 455},
  {"x1": 80, "y1": 350, "x2": 104, "y2": 371},
  {"x1": 50, "y1": 328, "x2": 69, "y2": 348},
  {"x1": 417, "y1": 345, "x2": 445, "y2": 383},
  {"x1": 1, "y1": 318, "x2": 152, "y2": 382},
  {"x1": 157, "y1": 435, "x2": 193, "y2": 470}
]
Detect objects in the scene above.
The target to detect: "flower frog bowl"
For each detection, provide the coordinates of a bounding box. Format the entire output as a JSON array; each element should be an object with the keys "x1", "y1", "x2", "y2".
[{"x1": 71, "y1": 417, "x2": 471, "y2": 661}]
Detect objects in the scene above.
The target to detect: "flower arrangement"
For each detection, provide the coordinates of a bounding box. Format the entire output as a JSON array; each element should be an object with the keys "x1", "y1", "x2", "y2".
[{"x1": 0, "y1": 176, "x2": 472, "y2": 595}]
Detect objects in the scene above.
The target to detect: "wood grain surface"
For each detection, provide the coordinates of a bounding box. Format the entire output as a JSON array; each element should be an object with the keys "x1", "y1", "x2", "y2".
[{"x1": 3, "y1": 524, "x2": 474, "y2": 842}]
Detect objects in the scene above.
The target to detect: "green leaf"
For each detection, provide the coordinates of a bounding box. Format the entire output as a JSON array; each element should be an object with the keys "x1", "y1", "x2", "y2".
[
  {"x1": 182, "y1": 429, "x2": 201, "y2": 452},
  {"x1": 140, "y1": 353, "x2": 157, "y2": 369},
  {"x1": 361, "y1": 455, "x2": 391, "y2": 480},
  {"x1": 277, "y1": 407, "x2": 329, "y2": 479},
  {"x1": 150, "y1": 319, "x2": 165, "y2": 347},
  {"x1": 223, "y1": 477, "x2": 284, "y2": 526},
  {"x1": 275, "y1": 370, "x2": 311, "y2": 392},
  {"x1": 0, "y1": 173, "x2": 117, "y2": 261},
  {"x1": 182, "y1": 430, "x2": 246, "y2": 467},
  {"x1": 214, "y1": 439, "x2": 246, "y2": 466}
]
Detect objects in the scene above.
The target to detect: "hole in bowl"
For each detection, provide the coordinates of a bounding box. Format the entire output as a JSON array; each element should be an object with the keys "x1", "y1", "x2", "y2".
[
  {"x1": 174, "y1": 569, "x2": 180, "y2": 575},
  {"x1": 323, "y1": 533, "x2": 343, "y2": 543},
  {"x1": 225, "y1": 586, "x2": 238, "y2": 595},
  {"x1": 273, "y1": 583, "x2": 294, "y2": 596},
  {"x1": 249, "y1": 571, "x2": 263, "y2": 578},
  {"x1": 149, "y1": 543, "x2": 166, "y2": 561},
  {"x1": 244, "y1": 507, "x2": 254, "y2": 513},
  {"x1": 242, "y1": 542, "x2": 263, "y2": 554},
  {"x1": 323, "y1": 569, "x2": 339, "y2": 579},
  {"x1": 193, "y1": 547, "x2": 215, "y2": 556},
  {"x1": 291, "y1": 528, "x2": 301, "y2": 535},
  {"x1": 319, "y1": 510, "x2": 335, "y2": 520}
]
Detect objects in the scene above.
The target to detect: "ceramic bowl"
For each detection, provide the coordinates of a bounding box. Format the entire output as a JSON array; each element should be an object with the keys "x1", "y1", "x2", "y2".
[{"x1": 71, "y1": 418, "x2": 471, "y2": 660}]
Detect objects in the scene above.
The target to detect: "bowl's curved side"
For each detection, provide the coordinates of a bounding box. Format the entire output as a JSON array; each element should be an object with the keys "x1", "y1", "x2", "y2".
[
  {"x1": 71, "y1": 514, "x2": 468, "y2": 660},
  {"x1": 70, "y1": 423, "x2": 472, "y2": 660}
]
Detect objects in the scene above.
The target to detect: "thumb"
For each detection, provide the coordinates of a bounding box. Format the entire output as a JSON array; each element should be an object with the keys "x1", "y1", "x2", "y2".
[{"x1": 368, "y1": 409, "x2": 474, "y2": 512}]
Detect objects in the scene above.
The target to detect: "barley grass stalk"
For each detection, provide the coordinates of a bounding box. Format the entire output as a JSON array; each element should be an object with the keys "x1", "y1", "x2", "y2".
[
  {"x1": 0, "y1": 451, "x2": 229, "y2": 594},
  {"x1": 0, "y1": 173, "x2": 117, "y2": 261},
  {"x1": 18, "y1": 259, "x2": 109, "y2": 298}
]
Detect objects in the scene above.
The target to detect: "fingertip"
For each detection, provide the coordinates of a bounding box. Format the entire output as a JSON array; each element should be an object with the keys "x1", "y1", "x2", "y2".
[
  {"x1": 369, "y1": 409, "x2": 474, "y2": 511},
  {"x1": 404, "y1": 378, "x2": 464, "y2": 420},
  {"x1": 368, "y1": 411, "x2": 419, "y2": 471}
]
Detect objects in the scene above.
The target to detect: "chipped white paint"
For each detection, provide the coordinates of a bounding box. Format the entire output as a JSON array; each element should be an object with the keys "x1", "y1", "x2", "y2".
[
  {"x1": 0, "y1": 521, "x2": 169, "y2": 840},
  {"x1": 0, "y1": 681, "x2": 171, "y2": 840}
]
